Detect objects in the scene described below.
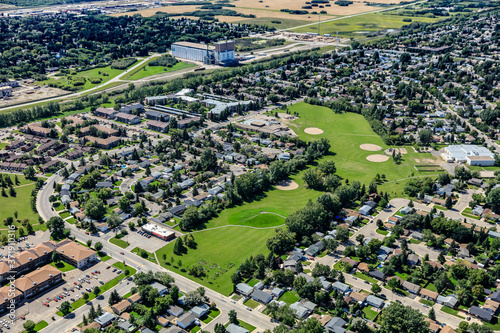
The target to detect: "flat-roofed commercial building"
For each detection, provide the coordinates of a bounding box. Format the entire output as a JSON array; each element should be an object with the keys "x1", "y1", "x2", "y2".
[
  {"x1": 142, "y1": 223, "x2": 175, "y2": 241},
  {"x1": 171, "y1": 41, "x2": 235, "y2": 65}
]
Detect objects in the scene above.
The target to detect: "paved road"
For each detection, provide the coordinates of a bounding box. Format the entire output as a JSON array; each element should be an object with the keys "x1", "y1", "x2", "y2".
[{"x1": 37, "y1": 179, "x2": 277, "y2": 333}]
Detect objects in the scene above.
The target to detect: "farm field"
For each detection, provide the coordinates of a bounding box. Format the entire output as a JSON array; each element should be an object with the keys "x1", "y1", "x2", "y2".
[
  {"x1": 286, "y1": 102, "x2": 441, "y2": 196},
  {"x1": 126, "y1": 61, "x2": 195, "y2": 81},
  {"x1": 156, "y1": 226, "x2": 275, "y2": 295},
  {"x1": 293, "y1": 12, "x2": 443, "y2": 37},
  {"x1": 110, "y1": 0, "x2": 406, "y2": 29}
]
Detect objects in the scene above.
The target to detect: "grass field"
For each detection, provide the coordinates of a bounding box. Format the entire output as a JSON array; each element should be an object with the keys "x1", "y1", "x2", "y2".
[
  {"x1": 126, "y1": 61, "x2": 195, "y2": 80},
  {"x1": 363, "y1": 306, "x2": 379, "y2": 321},
  {"x1": 441, "y1": 305, "x2": 465, "y2": 319},
  {"x1": 287, "y1": 102, "x2": 440, "y2": 196},
  {"x1": 244, "y1": 298, "x2": 260, "y2": 309},
  {"x1": 156, "y1": 226, "x2": 275, "y2": 295},
  {"x1": 293, "y1": 13, "x2": 442, "y2": 37},
  {"x1": 21, "y1": 320, "x2": 48, "y2": 333},
  {"x1": 237, "y1": 17, "x2": 310, "y2": 29},
  {"x1": 38, "y1": 63, "x2": 131, "y2": 92},
  {"x1": 279, "y1": 290, "x2": 300, "y2": 305},
  {"x1": 109, "y1": 237, "x2": 130, "y2": 249},
  {"x1": 50, "y1": 261, "x2": 75, "y2": 272}
]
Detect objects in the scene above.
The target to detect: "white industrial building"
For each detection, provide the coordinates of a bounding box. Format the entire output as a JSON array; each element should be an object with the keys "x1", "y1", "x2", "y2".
[
  {"x1": 171, "y1": 40, "x2": 235, "y2": 65},
  {"x1": 441, "y1": 145, "x2": 496, "y2": 166}
]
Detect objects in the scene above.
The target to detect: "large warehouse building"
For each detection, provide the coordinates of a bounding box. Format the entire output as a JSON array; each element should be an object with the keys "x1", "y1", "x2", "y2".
[
  {"x1": 441, "y1": 145, "x2": 496, "y2": 166},
  {"x1": 171, "y1": 40, "x2": 236, "y2": 65}
]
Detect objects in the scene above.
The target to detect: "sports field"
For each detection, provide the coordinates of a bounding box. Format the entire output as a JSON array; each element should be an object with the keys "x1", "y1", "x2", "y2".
[
  {"x1": 156, "y1": 226, "x2": 276, "y2": 295},
  {"x1": 286, "y1": 102, "x2": 441, "y2": 196}
]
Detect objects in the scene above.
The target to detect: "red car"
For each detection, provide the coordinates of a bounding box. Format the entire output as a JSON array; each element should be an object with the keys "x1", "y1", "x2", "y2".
[
  {"x1": 85, "y1": 232, "x2": 89, "y2": 235},
  {"x1": 74, "y1": 282, "x2": 77, "y2": 285},
  {"x1": 120, "y1": 252, "x2": 124, "y2": 255},
  {"x1": 91, "y1": 272, "x2": 95, "y2": 275},
  {"x1": 53, "y1": 298, "x2": 58, "y2": 302},
  {"x1": 97, "y1": 271, "x2": 100, "y2": 274}
]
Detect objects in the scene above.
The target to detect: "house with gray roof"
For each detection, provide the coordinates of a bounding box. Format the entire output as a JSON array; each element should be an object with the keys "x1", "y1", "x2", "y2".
[
  {"x1": 437, "y1": 295, "x2": 458, "y2": 308},
  {"x1": 333, "y1": 281, "x2": 350, "y2": 294},
  {"x1": 251, "y1": 289, "x2": 272, "y2": 304},
  {"x1": 94, "y1": 312, "x2": 116, "y2": 327},
  {"x1": 226, "y1": 323, "x2": 249, "y2": 333},
  {"x1": 324, "y1": 317, "x2": 346, "y2": 333},
  {"x1": 366, "y1": 295, "x2": 385, "y2": 308},
  {"x1": 236, "y1": 283, "x2": 253, "y2": 296},
  {"x1": 469, "y1": 305, "x2": 493, "y2": 322},
  {"x1": 290, "y1": 302, "x2": 309, "y2": 319}
]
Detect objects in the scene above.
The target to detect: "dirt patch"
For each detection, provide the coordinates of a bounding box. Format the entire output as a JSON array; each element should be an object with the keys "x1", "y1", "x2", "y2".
[
  {"x1": 385, "y1": 147, "x2": 407, "y2": 155},
  {"x1": 278, "y1": 113, "x2": 298, "y2": 121},
  {"x1": 276, "y1": 179, "x2": 299, "y2": 190},
  {"x1": 360, "y1": 144, "x2": 382, "y2": 151},
  {"x1": 304, "y1": 127, "x2": 324, "y2": 135},
  {"x1": 415, "y1": 159, "x2": 421, "y2": 163},
  {"x1": 366, "y1": 154, "x2": 389, "y2": 162},
  {"x1": 0, "y1": 86, "x2": 69, "y2": 108}
]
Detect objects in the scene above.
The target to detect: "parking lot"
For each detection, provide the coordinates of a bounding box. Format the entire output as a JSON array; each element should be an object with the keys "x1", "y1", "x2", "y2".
[
  {"x1": 126, "y1": 229, "x2": 174, "y2": 253},
  {"x1": 0, "y1": 260, "x2": 124, "y2": 332},
  {"x1": 0, "y1": 231, "x2": 50, "y2": 258}
]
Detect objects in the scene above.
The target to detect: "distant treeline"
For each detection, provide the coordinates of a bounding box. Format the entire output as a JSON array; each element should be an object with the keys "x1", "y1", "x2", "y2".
[
  {"x1": 280, "y1": 9, "x2": 310, "y2": 14},
  {"x1": 1, "y1": 0, "x2": 100, "y2": 6}
]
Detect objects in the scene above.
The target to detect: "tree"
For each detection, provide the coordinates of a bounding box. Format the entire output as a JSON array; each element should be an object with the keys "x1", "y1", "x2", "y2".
[
  {"x1": 94, "y1": 242, "x2": 103, "y2": 252},
  {"x1": 93, "y1": 286, "x2": 101, "y2": 295},
  {"x1": 428, "y1": 307, "x2": 436, "y2": 321},
  {"x1": 23, "y1": 166, "x2": 36, "y2": 180},
  {"x1": 336, "y1": 226, "x2": 349, "y2": 242},
  {"x1": 487, "y1": 187, "x2": 500, "y2": 213},
  {"x1": 418, "y1": 130, "x2": 433, "y2": 145},
  {"x1": 356, "y1": 234, "x2": 365, "y2": 244},
  {"x1": 47, "y1": 216, "x2": 65, "y2": 237},
  {"x1": 351, "y1": 317, "x2": 368, "y2": 332},
  {"x1": 23, "y1": 320, "x2": 36, "y2": 332},
  {"x1": 87, "y1": 239, "x2": 92, "y2": 248},
  {"x1": 52, "y1": 251, "x2": 61, "y2": 264},
  {"x1": 266, "y1": 229, "x2": 296, "y2": 255},
  {"x1": 83, "y1": 293, "x2": 89, "y2": 303},
  {"x1": 84, "y1": 197, "x2": 107, "y2": 220},
  {"x1": 60, "y1": 301, "x2": 72, "y2": 315},
  {"x1": 173, "y1": 237, "x2": 185, "y2": 255},
  {"x1": 214, "y1": 323, "x2": 226, "y2": 333},
  {"x1": 445, "y1": 196, "x2": 453, "y2": 209},
  {"x1": 302, "y1": 169, "x2": 323, "y2": 190},
  {"x1": 371, "y1": 283, "x2": 382, "y2": 294},
  {"x1": 380, "y1": 302, "x2": 429, "y2": 333},
  {"x1": 228, "y1": 309, "x2": 238, "y2": 324}
]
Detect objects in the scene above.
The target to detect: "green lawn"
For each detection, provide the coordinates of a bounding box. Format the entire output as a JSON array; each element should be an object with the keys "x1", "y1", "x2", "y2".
[
  {"x1": 110, "y1": 237, "x2": 130, "y2": 249},
  {"x1": 244, "y1": 298, "x2": 260, "y2": 309},
  {"x1": 0, "y1": 180, "x2": 39, "y2": 226},
  {"x1": 288, "y1": 102, "x2": 440, "y2": 196},
  {"x1": 200, "y1": 173, "x2": 319, "y2": 230},
  {"x1": 293, "y1": 12, "x2": 443, "y2": 37},
  {"x1": 425, "y1": 283, "x2": 437, "y2": 292},
  {"x1": 21, "y1": 320, "x2": 48, "y2": 333},
  {"x1": 126, "y1": 61, "x2": 195, "y2": 80},
  {"x1": 156, "y1": 226, "x2": 275, "y2": 295},
  {"x1": 131, "y1": 247, "x2": 157, "y2": 264},
  {"x1": 236, "y1": 320, "x2": 256, "y2": 332},
  {"x1": 363, "y1": 306, "x2": 378, "y2": 321},
  {"x1": 441, "y1": 306, "x2": 464, "y2": 319},
  {"x1": 2, "y1": 173, "x2": 35, "y2": 186},
  {"x1": 376, "y1": 228, "x2": 389, "y2": 235},
  {"x1": 50, "y1": 261, "x2": 75, "y2": 272},
  {"x1": 279, "y1": 290, "x2": 300, "y2": 305},
  {"x1": 420, "y1": 299, "x2": 434, "y2": 307},
  {"x1": 59, "y1": 211, "x2": 71, "y2": 219},
  {"x1": 409, "y1": 239, "x2": 422, "y2": 244},
  {"x1": 354, "y1": 272, "x2": 379, "y2": 284}
]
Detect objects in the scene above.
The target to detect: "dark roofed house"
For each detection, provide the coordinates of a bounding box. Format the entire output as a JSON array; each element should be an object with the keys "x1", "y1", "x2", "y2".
[
  {"x1": 368, "y1": 270, "x2": 386, "y2": 281},
  {"x1": 251, "y1": 289, "x2": 272, "y2": 304},
  {"x1": 469, "y1": 305, "x2": 493, "y2": 322}
]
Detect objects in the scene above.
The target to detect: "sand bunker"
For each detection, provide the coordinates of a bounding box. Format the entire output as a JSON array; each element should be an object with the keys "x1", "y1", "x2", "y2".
[
  {"x1": 366, "y1": 155, "x2": 390, "y2": 162},
  {"x1": 276, "y1": 180, "x2": 299, "y2": 190},
  {"x1": 360, "y1": 144, "x2": 382, "y2": 151},
  {"x1": 304, "y1": 127, "x2": 324, "y2": 135}
]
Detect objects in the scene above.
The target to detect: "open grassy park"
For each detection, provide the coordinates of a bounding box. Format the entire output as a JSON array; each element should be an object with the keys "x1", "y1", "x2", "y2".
[
  {"x1": 156, "y1": 226, "x2": 275, "y2": 295},
  {"x1": 286, "y1": 102, "x2": 442, "y2": 196},
  {"x1": 125, "y1": 61, "x2": 195, "y2": 80}
]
